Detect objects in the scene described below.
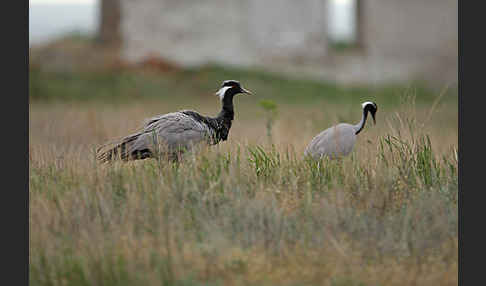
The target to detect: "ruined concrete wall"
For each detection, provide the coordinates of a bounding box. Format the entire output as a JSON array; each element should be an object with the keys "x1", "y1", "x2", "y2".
[
  {"x1": 120, "y1": 0, "x2": 250, "y2": 66},
  {"x1": 361, "y1": 0, "x2": 458, "y2": 85},
  {"x1": 118, "y1": 0, "x2": 457, "y2": 86},
  {"x1": 246, "y1": 0, "x2": 328, "y2": 64},
  {"x1": 120, "y1": 0, "x2": 328, "y2": 67}
]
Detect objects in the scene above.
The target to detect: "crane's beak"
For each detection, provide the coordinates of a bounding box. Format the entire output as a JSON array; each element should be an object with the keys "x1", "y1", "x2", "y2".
[{"x1": 240, "y1": 87, "x2": 253, "y2": 95}]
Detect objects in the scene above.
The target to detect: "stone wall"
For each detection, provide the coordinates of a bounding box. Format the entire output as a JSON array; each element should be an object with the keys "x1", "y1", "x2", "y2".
[
  {"x1": 361, "y1": 0, "x2": 458, "y2": 85},
  {"x1": 120, "y1": 0, "x2": 328, "y2": 66},
  {"x1": 118, "y1": 0, "x2": 457, "y2": 86}
]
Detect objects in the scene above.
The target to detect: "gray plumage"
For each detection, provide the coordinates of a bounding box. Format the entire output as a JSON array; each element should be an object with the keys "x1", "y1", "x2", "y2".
[
  {"x1": 97, "y1": 112, "x2": 213, "y2": 162},
  {"x1": 97, "y1": 80, "x2": 252, "y2": 163},
  {"x1": 304, "y1": 101, "x2": 378, "y2": 160}
]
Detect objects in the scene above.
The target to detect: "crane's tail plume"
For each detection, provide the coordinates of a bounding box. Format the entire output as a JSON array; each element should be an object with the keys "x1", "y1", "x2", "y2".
[{"x1": 96, "y1": 133, "x2": 151, "y2": 163}]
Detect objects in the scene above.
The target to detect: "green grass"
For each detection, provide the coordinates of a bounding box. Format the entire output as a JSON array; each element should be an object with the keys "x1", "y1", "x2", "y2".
[
  {"x1": 328, "y1": 40, "x2": 360, "y2": 53},
  {"x1": 29, "y1": 59, "x2": 457, "y2": 285},
  {"x1": 29, "y1": 103, "x2": 457, "y2": 285},
  {"x1": 29, "y1": 142, "x2": 457, "y2": 285},
  {"x1": 29, "y1": 64, "x2": 457, "y2": 107}
]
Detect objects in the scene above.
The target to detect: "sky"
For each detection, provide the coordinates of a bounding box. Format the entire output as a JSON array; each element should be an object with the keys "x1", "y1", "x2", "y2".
[
  {"x1": 29, "y1": 0, "x2": 99, "y2": 44},
  {"x1": 30, "y1": 0, "x2": 96, "y2": 4}
]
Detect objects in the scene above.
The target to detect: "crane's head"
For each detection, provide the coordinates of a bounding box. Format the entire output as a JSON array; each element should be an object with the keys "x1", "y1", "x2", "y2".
[
  {"x1": 362, "y1": 101, "x2": 378, "y2": 124},
  {"x1": 215, "y1": 80, "x2": 252, "y2": 101}
]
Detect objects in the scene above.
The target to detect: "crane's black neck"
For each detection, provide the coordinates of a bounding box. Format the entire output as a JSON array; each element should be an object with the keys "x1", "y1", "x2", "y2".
[
  {"x1": 181, "y1": 90, "x2": 237, "y2": 144},
  {"x1": 216, "y1": 90, "x2": 237, "y2": 121},
  {"x1": 355, "y1": 109, "x2": 368, "y2": 135},
  {"x1": 208, "y1": 91, "x2": 237, "y2": 142},
  {"x1": 217, "y1": 103, "x2": 234, "y2": 121}
]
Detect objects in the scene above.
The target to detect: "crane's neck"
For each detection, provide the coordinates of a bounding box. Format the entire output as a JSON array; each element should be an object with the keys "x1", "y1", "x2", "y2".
[
  {"x1": 216, "y1": 91, "x2": 236, "y2": 122},
  {"x1": 354, "y1": 109, "x2": 368, "y2": 135},
  {"x1": 206, "y1": 93, "x2": 235, "y2": 143}
]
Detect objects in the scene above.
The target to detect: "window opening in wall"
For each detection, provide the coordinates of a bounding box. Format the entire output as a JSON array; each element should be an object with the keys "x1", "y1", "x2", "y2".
[{"x1": 327, "y1": 0, "x2": 363, "y2": 52}]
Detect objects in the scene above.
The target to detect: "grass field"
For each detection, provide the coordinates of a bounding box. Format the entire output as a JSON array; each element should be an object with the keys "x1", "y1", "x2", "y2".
[{"x1": 29, "y1": 61, "x2": 458, "y2": 286}]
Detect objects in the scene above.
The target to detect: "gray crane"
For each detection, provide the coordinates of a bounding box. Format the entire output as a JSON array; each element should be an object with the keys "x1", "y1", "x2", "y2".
[
  {"x1": 304, "y1": 101, "x2": 378, "y2": 160},
  {"x1": 97, "y1": 80, "x2": 252, "y2": 163}
]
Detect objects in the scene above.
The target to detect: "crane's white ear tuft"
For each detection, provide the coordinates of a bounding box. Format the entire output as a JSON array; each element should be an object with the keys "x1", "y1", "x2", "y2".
[
  {"x1": 215, "y1": 86, "x2": 232, "y2": 100},
  {"x1": 362, "y1": 101, "x2": 375, "y2": 108}
]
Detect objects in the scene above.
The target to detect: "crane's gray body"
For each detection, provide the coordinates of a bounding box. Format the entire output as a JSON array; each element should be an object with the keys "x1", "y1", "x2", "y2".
[
  {"x1": 304, "y1": 123, "x2": 358, "y2": 160},
  {"x1": 304, "y1": 101, "x2": 377, "y2": 160},
  {"x1": 130, "y1": 111, "x2": 215, "y2": 155},
  {"x1": 97, "y1": 110, "x2": 220, "y2": 162}
]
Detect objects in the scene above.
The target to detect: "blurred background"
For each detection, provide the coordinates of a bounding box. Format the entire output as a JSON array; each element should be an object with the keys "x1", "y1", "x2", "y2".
[
  {"x1": 29, "y1": 0, "x2": 457, "y2": 87},
  {"x1": 29, "y1": 0, "x2": 458, "y2": 152}
]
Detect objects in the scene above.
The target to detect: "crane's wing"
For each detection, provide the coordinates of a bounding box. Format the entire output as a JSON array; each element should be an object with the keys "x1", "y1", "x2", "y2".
[
  {"x1": 134, "y1": 111, "x2": 214, "y2": 153},
  {"x1": 97, "y1": 111, "x2": 214, "y2": 162}
]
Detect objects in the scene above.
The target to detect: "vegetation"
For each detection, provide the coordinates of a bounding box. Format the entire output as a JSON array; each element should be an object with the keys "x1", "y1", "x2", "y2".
[
  {"x1": 29, "y1": 61, "x2": 457, "y2": 106},
  {"x1": 29, "y1": 39, "x2": 457, "y2": 286}
]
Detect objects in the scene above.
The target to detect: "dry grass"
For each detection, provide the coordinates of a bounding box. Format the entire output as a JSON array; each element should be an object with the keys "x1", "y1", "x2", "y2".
[{"x1": 30, "y1": 86, "x2": 457, "y2": 286}]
